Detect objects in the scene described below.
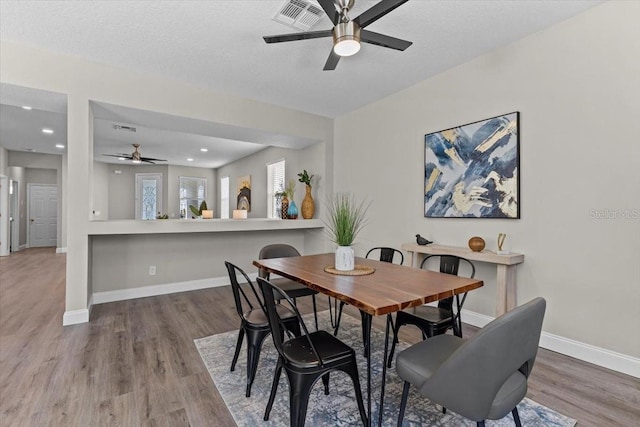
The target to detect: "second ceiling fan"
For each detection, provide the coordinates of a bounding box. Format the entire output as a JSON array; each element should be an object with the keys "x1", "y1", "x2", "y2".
[
  {"x1": 103, "y1": 144, "x2": 167, "y2": 164},
  {"x1": 263, "y1": 0, "x2": 412, "y2": 70}
]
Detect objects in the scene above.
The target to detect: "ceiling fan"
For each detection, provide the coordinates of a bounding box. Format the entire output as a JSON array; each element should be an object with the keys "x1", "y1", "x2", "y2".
[
  {"x1": 263, "y1": 0, "x2": 412, "y2": 70},
  {"x1": 103, "y1": 144, "x2": 167, "y2": 164}
]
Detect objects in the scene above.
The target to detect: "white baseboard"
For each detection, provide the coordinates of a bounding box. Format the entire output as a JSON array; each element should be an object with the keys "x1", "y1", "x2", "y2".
[
  {"x1": 88, "y1": 280, "x2": 639, "y2": 378},
  {"x1": 63, "y1": 308, "x2": 90, "y2": 325},
  {"x1": 19, "y1": 244, "x2": 28, "y2": 251},
  {"x1": 56, "y1": 247, "x2": 67, "y2": 254},
  {"x1": 461, "y1": 309, "x2": 640, "y2": 378},
  {"x1": 92, "y1": 272, "x2": 258, "y2": 305}
]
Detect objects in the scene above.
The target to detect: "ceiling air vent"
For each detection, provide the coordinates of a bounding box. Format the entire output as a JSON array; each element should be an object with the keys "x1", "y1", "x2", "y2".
[
  {"x1": 113, "y1": 124, "x2": 137, "y2": 132},
  {"x1": 273, "y1": 0, "x2": 324, "y2": 31}
]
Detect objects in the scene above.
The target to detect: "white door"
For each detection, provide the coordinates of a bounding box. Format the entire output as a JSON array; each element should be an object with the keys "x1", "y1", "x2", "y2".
[
  {"x1": 29, "y1": 184, "x2": 57, "y2": 247},
  {"x1": 135, "y1": 173, "x2": 162, "y2": 220}
]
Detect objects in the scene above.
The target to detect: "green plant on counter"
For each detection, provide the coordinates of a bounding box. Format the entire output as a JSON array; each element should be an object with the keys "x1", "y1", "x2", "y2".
[
  {"x1": 189, "y1": 201, "x2": 208, "y2": 218},
  {"x1": 324, "y1": 193, "x2": 371, "y2": 246},
  {"x1": 156, "y1": 212, "x2": 169, "y2": 219},
  {"x1": 297, "y1": 169, "x2": 314, "y2": 186}
]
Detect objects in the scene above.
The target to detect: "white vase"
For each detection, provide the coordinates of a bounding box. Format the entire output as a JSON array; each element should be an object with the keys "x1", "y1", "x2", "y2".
[{"x1": 335, "y1": 246, "x2": 355, "y2": 271}]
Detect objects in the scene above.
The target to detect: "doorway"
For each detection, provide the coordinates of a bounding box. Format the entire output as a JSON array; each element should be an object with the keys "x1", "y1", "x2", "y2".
[
  {"x1": 28, "y1": 184, "x2": 57, "y2": 248},
  {"x1": 9, "y1": 179, "x2": 19, "y2": 251},
  {"x1": 135, "y1": 173, "x2": 162, "y2": 220}
]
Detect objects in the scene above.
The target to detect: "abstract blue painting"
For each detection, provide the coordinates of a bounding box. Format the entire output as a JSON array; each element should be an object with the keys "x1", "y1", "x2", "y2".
[{"x1": 424, "y1": 112, "x2": 520, "y2": 218}]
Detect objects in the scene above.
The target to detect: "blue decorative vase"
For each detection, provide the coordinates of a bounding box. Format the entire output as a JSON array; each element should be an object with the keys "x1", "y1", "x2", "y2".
[{"x1": 287, "y1": 200, "x2": 298, "y2": 219}]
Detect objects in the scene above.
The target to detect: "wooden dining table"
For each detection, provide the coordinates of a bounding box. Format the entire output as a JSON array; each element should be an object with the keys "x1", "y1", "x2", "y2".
[{"x1": 253, "y1": 252, "x2": 484, "y2": 426}]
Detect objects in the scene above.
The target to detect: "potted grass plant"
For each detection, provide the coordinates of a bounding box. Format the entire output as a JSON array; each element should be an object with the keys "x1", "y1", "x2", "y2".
[{"x1": 324, "y1": 193, "x2": 370, "y2": 271}]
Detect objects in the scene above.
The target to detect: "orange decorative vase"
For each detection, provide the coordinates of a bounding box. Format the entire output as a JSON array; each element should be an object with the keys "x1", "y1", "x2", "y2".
[
  {"x1": 468, "y1": 236, "x2": 486, "y2": 252},
  {"x1": 301, "y1": 185, "x2": 315, "y2": 219}
]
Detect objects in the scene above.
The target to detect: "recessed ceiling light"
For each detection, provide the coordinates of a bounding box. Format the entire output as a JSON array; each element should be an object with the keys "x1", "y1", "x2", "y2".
[
  {"x1": 27, "y1": 148, "x2": 36, "y2": 152},
  {"x1": 22, "y1": 106, "x2": 32, "y2": 110},
  {"x1": 187, "y1": 158, "x2": 194, "y2": 162},
  {"x1": 55, "y1": 144, "x2": 65, "y2": 149},
  {"x1": 200, "y1": 148, "x2": 208, "y2": 152},
  {"x1": 42, "y1": 128, "x2": 54, "y2": 134},
  {"x1": 118, "y1": 157, "x2": 126, "y2": 161}
]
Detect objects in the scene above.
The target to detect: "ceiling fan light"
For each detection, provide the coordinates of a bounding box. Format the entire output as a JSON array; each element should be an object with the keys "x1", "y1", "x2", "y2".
[
  {"x1": 132, "y1": 159, "x2": 142, "y2": 164},
  {"x1": 333, "y1": 21, "x2": 361, "y2": 57},
  {"x1": 334, "y1": 39, "x2": 360, "y2": 56}
]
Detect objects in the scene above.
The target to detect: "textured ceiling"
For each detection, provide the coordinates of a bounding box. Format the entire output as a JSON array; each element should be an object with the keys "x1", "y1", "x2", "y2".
[
  {"x1": 0, "y1": 0, "x2": 603, "y2": 165},
  {"x1": 0, "y1": 0, "x2": 603, "y2": 118}
]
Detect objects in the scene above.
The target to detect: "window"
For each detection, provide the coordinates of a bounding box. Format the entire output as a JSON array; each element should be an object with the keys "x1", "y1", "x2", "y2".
[
  {"x1": 220, "y1": 176, "x2": 230, "y2": 219},
  {"x1": 267, "y1": 159, "x2": 285, "y2": 219},
  {"x1": 135, "y1": 173, "x2": 162, "y2": 220},
  {"x1": 179, "y1": 176, "x2": 207, "y2": 218}
]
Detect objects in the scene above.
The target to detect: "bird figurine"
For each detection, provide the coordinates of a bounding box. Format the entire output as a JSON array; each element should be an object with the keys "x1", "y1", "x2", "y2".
[{"x1": 416, "y1": 234, "x2": 433, "y2": 246}]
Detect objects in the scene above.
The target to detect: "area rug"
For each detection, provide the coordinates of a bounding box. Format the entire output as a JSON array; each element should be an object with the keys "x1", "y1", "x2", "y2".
[{"x1": 195, "y1": 311, "x2": 576, "y2": 426}]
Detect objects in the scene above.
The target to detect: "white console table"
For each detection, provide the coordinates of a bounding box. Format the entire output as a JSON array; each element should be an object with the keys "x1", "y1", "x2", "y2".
[{"x1": 401, "y1": 243, "x2": 525, "y2": 316}]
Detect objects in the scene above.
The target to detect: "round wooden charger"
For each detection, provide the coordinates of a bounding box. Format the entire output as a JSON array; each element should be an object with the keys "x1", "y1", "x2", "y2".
[{"x1": 324, "y1": 265, "x2": 375, "y2": 276}]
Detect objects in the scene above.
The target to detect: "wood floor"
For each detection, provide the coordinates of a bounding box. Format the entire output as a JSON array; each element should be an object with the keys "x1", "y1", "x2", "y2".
[{"x1": 0, "y1": 248, "x2": 638, "y2": 426}]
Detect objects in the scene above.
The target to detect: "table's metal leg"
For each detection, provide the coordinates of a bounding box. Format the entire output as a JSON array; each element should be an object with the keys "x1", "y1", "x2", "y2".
[
  {"x1": 328, "y1": 297, "x2": 337, "y2": 328},
  {"x1": 360, "y1": 311, "x2": 370, "y2": 358},
  {"x1": 361, "y1": 311, "x2": 372, "y2": 427},
  {"x1": 378, "y1": 314, "x2": 391, "y2": 426}
]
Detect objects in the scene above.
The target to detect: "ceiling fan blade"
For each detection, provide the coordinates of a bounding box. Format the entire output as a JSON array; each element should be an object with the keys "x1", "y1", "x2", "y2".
[
  {"x1": 103, "y1": 154, "x2": 132, "y2": 159},
  {"x1": 361, "y1": 30, "x2": 412, "y2": 51},
  {"x1": 141, "y1": 159, "x2": 157, "y2": 164},
  {"x1": 353, "y1": 0, "x2": 409, "y2": 29},
  {"x1": 264, "y1": 29, "x2": 333, "y2": 44},
  {"x1": 323, "y1": 49, "x2": 341, "y2": 71},
  {"x1": 140, "y1": 157, "x2": 167, "y2": 162},
  {"x1": 316, "y1": 0, "x2": 340, "y2": 25}
]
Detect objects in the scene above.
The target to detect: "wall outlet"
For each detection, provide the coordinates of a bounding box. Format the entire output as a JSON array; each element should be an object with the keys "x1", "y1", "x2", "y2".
[{"x1": 148, "y1": 265, "x2": 156, "y2": 276}]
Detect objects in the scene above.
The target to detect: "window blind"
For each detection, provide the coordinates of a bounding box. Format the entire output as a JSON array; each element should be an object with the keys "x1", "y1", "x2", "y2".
[
  {"x1": 220, "y1": 176, "x2": 230, "y2": 219},
  {"x1": 179, "y1": 176, "x2": 207, "y2": 218},
  {"x1": 267, "y1": 160, "x2": 285, "y2": 218}
]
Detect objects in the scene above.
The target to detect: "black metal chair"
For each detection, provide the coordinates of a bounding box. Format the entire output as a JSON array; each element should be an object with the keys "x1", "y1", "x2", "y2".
[
  {"x1": 258, "y1": 277, "x2": 368, "y2": 427},
  {"x1": 332, "y1": 247, "x2": 404, "y2": 337},
  {"x1": 387, "y1": 254, "x2": 475, "y2": 368},
  {"x1": 225, "y1": 261, "x2": 301, "y2": 398},
  {"x1": 259, "y1": 244, "x2": 319, "y2": 330},
  {"x1": 396, "y1": 298, "x2": 546, "y2": 427}
]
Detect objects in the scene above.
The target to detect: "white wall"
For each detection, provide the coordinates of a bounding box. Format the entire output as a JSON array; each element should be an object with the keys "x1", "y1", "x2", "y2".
[
  {"x1": 92, "y1": 161, "x2": 109, "y2": 220},
  {"x1": 0, "y1": 146, "x2": 7, "y2": 176},
  {"x1": 217, "y1": 142, "x2": 326, "y2": 219},
  {"x1": 91, "y1": 230, "x2": 306, "y2": 292},
  {"x1": 25, "y1": 167, "x2": 56, "y2": 185},
  {"x1": 335, "y1": 1, "x2": 640, "y2": 360},
  {"x1": 0, "y1": 38, "x2": 334, "y2": 320},
  {"x1": 0, "y1": 147, "x2": 9, "y2": 256},
  {"x1": 6, "y1": 166, "x2": 26, "y2": 247}
]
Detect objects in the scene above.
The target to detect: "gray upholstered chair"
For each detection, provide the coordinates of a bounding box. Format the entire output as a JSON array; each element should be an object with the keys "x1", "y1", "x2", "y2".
[
  {"x1": 259, "y1": 244, "x2": 319, "y2": 330},
  {"x1": 395, "y1": 297, "x2": 546, "y2": 427}
]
